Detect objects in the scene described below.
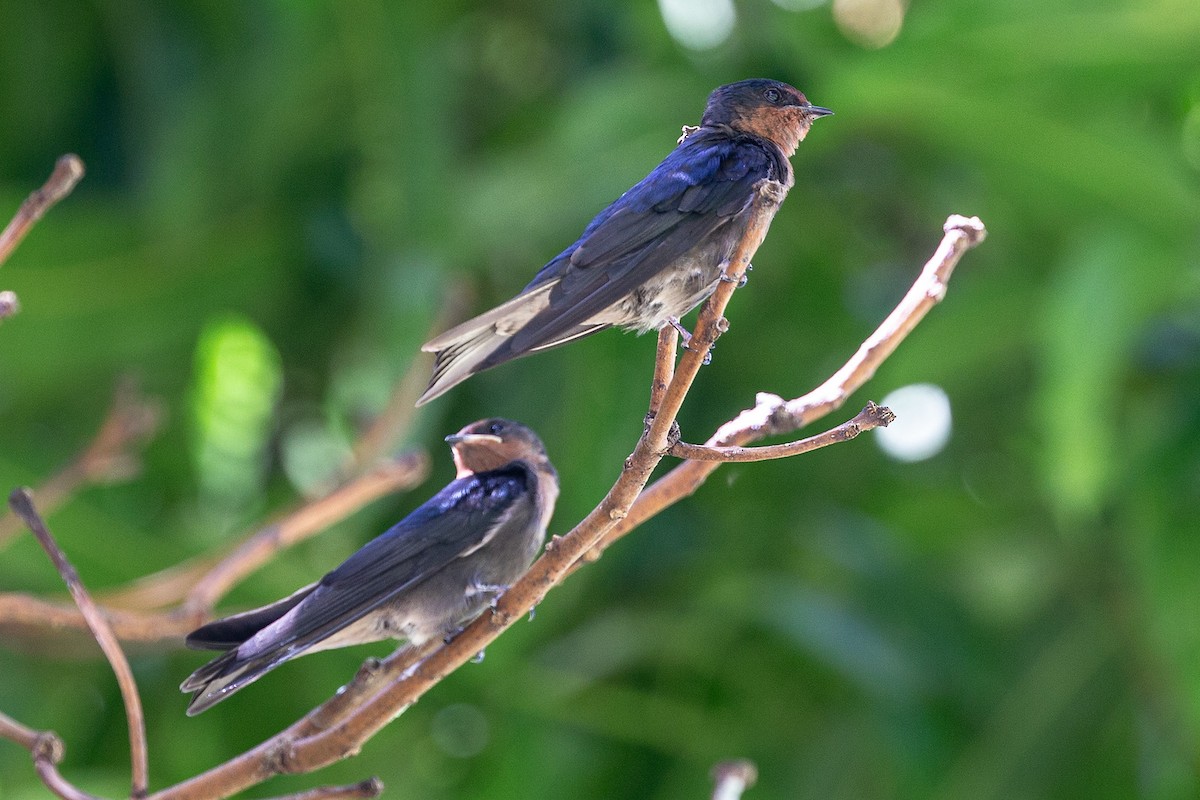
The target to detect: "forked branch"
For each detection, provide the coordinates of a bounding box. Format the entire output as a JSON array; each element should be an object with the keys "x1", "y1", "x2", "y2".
[{"x1": 1, "y1": 210, "x2": 986, "y2": 800}]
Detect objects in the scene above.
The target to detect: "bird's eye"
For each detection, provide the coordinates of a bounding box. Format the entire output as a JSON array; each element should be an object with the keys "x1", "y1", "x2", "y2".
[
  {"x1": 763, "y1": 88, "x2": 782, "y2": 103},
  {"x1": 488, "y1": 421, "x2": 505, "y2": 436}
]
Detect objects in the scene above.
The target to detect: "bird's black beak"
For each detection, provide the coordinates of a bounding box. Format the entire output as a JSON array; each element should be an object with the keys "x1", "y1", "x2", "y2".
[
  {"x1": 445, "y1": 433, "x2": 504, "y2": 445},
  {"x1": 802, "y1": 104, "x2": 834, "y2": 118}
]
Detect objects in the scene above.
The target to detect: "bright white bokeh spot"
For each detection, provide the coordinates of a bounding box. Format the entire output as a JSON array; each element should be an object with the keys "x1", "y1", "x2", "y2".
[
  {"x1": 875, "y1": 383, "x2": 952, "y2": 462},
  {"x1": 658, "y1": 0, "x2": 736, "y2": 50},
  {"x1": 832, "y1": 0, "x2": 906, "y2": 48}
]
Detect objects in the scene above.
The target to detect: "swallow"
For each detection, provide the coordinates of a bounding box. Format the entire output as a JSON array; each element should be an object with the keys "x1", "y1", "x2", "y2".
[
  {"x1": 181, "y1": 418, "x2": 558, "y2": 715},
  {"x1": 417, "y1": 78, "x2": 832, "y2": 405}
]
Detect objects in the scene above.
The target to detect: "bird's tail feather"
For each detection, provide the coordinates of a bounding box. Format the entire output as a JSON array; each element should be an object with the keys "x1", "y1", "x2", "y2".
[
  {"x1": 418, "y1": 285, "x2": 556, "y2": 405},
  {"x1": 181, "y1": 584, "x2": 317, "y2": 714},
  {"x1": 185, "y1": 583, "x2": 316, "y2": 650},
  {"x1": 181, "y1": 648, "x2": 291, "y2": 715}
]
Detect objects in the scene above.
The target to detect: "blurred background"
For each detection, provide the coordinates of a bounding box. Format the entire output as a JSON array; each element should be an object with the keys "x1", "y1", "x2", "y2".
[{"x1": 1, "y1": 1, "x2": 1199, "y2": 798}]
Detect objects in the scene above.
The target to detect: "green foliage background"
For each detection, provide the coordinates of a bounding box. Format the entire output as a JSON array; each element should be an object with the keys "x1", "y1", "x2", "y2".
[{"x1": 2, "y1": 2, "x2": 1199, "y2": 798}]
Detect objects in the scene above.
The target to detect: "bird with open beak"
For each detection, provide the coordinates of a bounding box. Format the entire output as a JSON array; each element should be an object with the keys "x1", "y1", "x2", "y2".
[
  {"x1": 181, "y1": 419, "x2": 558, "y2": 715},
  {"x1": 418, "y1": 78, "x2": 832, "y2": 405}
]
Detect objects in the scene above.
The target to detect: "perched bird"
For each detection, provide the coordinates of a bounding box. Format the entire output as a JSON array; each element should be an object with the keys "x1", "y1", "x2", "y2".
[
  {"x1": 181, "y1": 418, "x2": 558, "y2": 715},
  {"x1": 418, "y1": 78, "x2": 832, "y2": 405}
]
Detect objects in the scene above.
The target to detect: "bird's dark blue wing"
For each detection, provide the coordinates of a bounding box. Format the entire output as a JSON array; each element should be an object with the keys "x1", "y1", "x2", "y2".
[
  {"x1": 258, "y1": 466, "x2": 534, "y2": 658},
  {"x1": 514, "y1": 131, "x2": 784, "y2": 349}
]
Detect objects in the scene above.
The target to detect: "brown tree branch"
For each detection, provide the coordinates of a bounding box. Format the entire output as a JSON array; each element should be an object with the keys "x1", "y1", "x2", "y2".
[
  {"x1": 8, "y1": 488, "x2": 149, "y2": 798},
  {"x1": 710, "y1": 759, "x2": 758, "y2": 800},
  {"x1": 0, "y1": 708, "x2": 56, "y2": 754},
  {"x1": 0, "y1": 714, "x2": 103, "y2": 800},
  {"x1": 0, "y1": 154, "x2": 85, "y2": 268},
  {"x1": 648, "y1": 326, "x2": 679, "y2": 416},
  {"x1": 0, "y1": 711, "x2": 103, "y2": 800},
  {"x1": 669, "y1": 402, "x2": 895, "y2": 462},
  {"x1": 259, "y1": 778, "x2": 383, "y2": 800}
]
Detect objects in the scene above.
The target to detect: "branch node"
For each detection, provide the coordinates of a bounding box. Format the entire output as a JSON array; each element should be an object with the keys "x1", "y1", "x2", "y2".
[
  {"x1": 944, "y1": 213, "x2": 987, "y2": 245},
  {"x1": 32, "y1": 731, "x2": 66, "y2": 765},
  {"x1": 862, "y1": 401, "x2": 896, "y2": 428},
  {"x1": 268, "y1": 737, "x2": 298, "y2": 775}
]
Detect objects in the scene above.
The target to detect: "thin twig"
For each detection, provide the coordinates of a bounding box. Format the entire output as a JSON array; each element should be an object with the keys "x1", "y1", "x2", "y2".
[
  {"x1": 0, "y1": 712, "x2": 102, "y2": 800},
  {"x1": 0, "y1": 377, "x2": 163, "y2": 553},
  {"x1": 669, "y1": 402, "x2": 894, "y2": 462},
  {"x1": 36, "y1": 759, "x2": 106, "y2": 800},
  {"x1": 710, "y1": 760, "x2": 758, "y2": 800},
  {"x1": 8, "y1": 488, "x2": 149, "y2": 798},
  {"x1": 259, "y1": 777, "x2": 383, "y2": 800},
  {"x1": 0, "y1": 709, "x2": 56, "y2": 754},
  {"x1": 0, "y1": 154, "x2": 85, "y2": 267},
  {"x1": 648, "y1": 326, "x2": 679, "y2": 417}
]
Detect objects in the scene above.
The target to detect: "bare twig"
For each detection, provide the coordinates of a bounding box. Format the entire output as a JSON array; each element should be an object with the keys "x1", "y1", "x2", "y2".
[
  {"x1": 37, "y1": 757, "x2": 106, "y2": 800},
  {"x1": 0, "y1": 711, "x2": 104, "y2": 800},
  {"x1": 259, "y1": 777, "x2": 383, "y2": 800},
  {"x1": 711, "y1": 759, "x2": 757, "y2": 800},
  {"x1": 0, "y1": 377, "x2": 163, "y2": 553},
  {"x1": 669, "y1": 402, "x2": 894, "y2": 462},
  {"x1": 0, "y1": 709, "x2": 55, "y2": 754},
  {"x1": 8, "y1": 488, "x2": 149, "y2": 798},
  {"x1": 648, "y1": 326, "x2": 679, "y2": 417},
  {"x1": 0, "y1": 154, "x2": 85, "y2": 267}
]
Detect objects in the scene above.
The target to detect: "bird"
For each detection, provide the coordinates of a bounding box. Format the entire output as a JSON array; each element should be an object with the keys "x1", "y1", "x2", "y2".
[
  {"x1": 417, "y1": 78, "x2": 832, "y2": 405},
  {"x1": 180, "y1": 418, "x2": 558, "y2": 715}
]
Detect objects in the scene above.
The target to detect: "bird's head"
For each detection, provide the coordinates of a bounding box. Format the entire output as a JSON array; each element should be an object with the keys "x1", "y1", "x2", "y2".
[
  {"x1": 701, "y1": 79, "x2": 832, "y2": 156},
  {"x1": 445, "y1": 418, "x2": 552, "y2": 478}
]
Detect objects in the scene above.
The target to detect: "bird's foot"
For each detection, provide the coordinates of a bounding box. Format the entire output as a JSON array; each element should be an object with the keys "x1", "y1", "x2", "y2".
[
  {"x1": 468, "y1": 582, "x2": 510, "y2": 609},
  {"x1": 667, "y1": 316, "x2": 694, "y2": 345},
  {"x1": 442, "y1": 626, "x2": 464, "y2": 645},
  {"x1": 666, "y1": 317, "x2": 713, "y2": 364},
  {"x1": 719, "y1": 263, "x2": 751, "y2": 287}
]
